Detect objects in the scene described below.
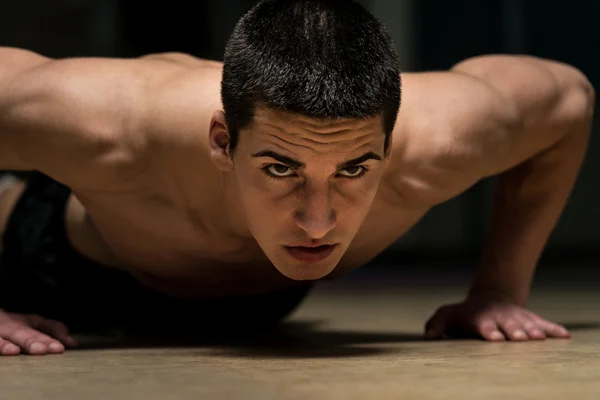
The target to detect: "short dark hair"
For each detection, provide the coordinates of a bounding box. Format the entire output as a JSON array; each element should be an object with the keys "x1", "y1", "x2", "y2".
[{"x1": 221, "y1": 0, "x2": 401, "y2": 152}]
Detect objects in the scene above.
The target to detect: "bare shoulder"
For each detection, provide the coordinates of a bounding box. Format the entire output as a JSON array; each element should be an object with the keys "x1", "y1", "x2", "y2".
[
  {"x1": 386, "y1": 67, "x2": 518, "y2": 204},
  {"x1": 139, "y1": 53, "x2": 223, "y2": 140},
  {"x1": 0, "y1": 49, "x2": 223, "y2": 192},
  {"x1": 77, "y1": 52, "x2": 224, "y2": 185},
  {"x1": 70, "y1": 53, "x2": 224, "y2": 192},
  {"x1": 385, "y1": 54, "x2": 594, "y2": 205},
  {"x1": 135, "y1": 55, "x2": 224, "y2": 186}
]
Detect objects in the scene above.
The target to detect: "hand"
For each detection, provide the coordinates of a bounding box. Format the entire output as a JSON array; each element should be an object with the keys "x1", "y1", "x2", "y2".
[
  {"x1": 0, "y1": 309, "x2": 77, "y2": 355},
  {"x1": 424, "y1": 290, "x2": 571, "y2": 341}
]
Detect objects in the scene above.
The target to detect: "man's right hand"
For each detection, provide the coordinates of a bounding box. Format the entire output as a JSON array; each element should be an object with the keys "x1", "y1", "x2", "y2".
[{"x1": 0, "y1": 309, "x2": 77, "y2": 355}]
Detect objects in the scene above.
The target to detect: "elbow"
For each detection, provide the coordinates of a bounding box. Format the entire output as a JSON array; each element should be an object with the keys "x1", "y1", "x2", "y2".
[
  {"x1": 559, "y1": 71, "x2": 595, "y2": 151},
  {"x1": 575, "y1": 70, "x2": 595, "y2": 120},
  {"x1": 554, "y1": 71, "x2": 596, "y2": 137},
  {"x1": 565, "y1": 68, "x2": 595, "y2": 124},
  {"x1": 582, "y1": 77, "x2": 595, "y2": 119}
]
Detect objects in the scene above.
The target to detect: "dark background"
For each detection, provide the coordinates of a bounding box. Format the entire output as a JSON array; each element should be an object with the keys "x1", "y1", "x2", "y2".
[{"x1": 1, "y1": 0, "x2": 598, "y2": 270}]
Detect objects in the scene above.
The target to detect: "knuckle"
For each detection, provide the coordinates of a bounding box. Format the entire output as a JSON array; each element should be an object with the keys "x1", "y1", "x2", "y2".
[
  {"x1": 17, "y1": 336, "x2": 38, "y2": 349},
  {"x1": 499, "y1": 317, "x2": 519, "y2": 328},
  {"x1": 0, "y1": 320, "x2": 20, "y2": 332},
  {"x1": 36, "y1": 333, "x2": 56, "y2": 344},
  {"x1": 522, "y1": 321, "x2": 538, "y2": 331},
  {"x1": 476, "y1": 319, "x2": 496, "y2": 329},
  {"x1": 9, "y1": 326, "x2": 39, "y2": 344},
  {"x1": 8, "y1": 325, "x2": 30, "y2": 338}
]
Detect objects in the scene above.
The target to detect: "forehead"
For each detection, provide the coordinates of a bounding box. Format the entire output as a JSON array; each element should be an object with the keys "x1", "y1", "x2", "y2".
[{"x1": 246, "y1": 107, "x2": 385, "y2": 152}]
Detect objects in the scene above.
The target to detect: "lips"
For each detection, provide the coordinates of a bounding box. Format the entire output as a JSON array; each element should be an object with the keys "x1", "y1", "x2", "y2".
[{"x1": 285, "y1": 244, "x2": 337, "y2": 263}]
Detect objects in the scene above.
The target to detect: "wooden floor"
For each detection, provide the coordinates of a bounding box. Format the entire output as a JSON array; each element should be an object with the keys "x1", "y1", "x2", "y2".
[{"x1": 2, "y1": 267, "x2": 600, "y2": 399}]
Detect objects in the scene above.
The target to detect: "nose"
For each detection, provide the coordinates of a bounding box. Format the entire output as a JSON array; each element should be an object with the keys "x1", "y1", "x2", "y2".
[{"x1": 295, "y1": 183, "x2": 336, "y2": 240}]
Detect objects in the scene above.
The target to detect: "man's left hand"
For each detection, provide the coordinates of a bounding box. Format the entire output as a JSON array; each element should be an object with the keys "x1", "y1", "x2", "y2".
[{"x1": 423, "y1": 290, "x2": 571, "y2": 341}]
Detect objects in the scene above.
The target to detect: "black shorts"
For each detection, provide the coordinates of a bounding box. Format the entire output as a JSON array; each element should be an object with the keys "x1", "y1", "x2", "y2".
[{"x1": 0, "y1": 172, "x2": 312, "y2": 333}]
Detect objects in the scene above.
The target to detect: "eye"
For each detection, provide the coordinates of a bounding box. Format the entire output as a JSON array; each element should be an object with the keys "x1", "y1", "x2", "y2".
[
  {"x1": 265, "y1": 164, "x2": 296, "y2": 178},
  {"x1": 337, "y1": 166, "x2": 366, "y2": 178}
]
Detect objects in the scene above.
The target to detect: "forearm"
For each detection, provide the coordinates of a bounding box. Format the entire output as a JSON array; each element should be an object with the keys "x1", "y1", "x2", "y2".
[{"x1": 470, "y1": 111, "x2": 593, "y2": 306}]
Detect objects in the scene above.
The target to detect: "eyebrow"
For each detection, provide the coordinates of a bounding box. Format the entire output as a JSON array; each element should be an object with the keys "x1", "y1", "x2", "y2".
[{"x1": 251, "y1": 150, "x2": 382, "y2": 170}]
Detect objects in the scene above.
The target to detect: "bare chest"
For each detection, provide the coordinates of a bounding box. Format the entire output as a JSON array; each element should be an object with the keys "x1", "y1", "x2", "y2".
[
  {"x1": 65, "y1": 183, "x2": 435, "y2": 298},
  {"x1": 66, "y1": 191, "x2": 293, "y2": 297}
]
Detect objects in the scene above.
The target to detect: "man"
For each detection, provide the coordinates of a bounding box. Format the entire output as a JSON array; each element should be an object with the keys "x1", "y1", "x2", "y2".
[{"x1": 0, "y1": 0, "x2": 594, "y2": 356}]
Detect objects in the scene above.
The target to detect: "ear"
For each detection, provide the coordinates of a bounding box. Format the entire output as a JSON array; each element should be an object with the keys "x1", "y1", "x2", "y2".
[{"x1": 209, "y1": 110, "x2": 234, "y2": 171}]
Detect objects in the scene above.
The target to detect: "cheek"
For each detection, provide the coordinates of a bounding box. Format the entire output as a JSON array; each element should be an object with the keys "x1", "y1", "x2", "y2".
[
  {"x1": 237, "y1": 176, "x2": 292, "y2": 225},
  {"x1": 337, "y1": 179, "x2": 379, "y2": 207},
  {"x1": 334, "y1": 182, "x2": 381, "y2": 228},
  {"x1": 244, "y1": 177, "x2": 291, "y2": 207}
]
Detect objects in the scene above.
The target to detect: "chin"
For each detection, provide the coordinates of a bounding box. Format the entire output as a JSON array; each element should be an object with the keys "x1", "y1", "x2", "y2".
[{"x1": 274, "y1": 263, "x2": 337, "y2": 281}]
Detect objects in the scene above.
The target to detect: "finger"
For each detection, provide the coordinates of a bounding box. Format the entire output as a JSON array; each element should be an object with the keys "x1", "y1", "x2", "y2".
[
  {"x1": 0, "y1": 338, "x2": 20, "y2": 356},
  {"x1": 3, "y1": 325, "x2": 64, "y2": 355},
  {"x1": 497, "y1": 317, "x2": 528, "y2": 341},
  {"x1": 475, "y1": 318, "x2": 505, "y2": 341},
  {"x1": 532, "y1": 318, "x2": 571, "y2": 339},
  {"x1": 519, "y1": 318, "x2": 547, "y2": 341},
  {"x1": 29, "y1": 316, "x2": 77, "y2": 348},
  {"x1": 424, "y1": 308, "x2": 451, "y2": 339}
]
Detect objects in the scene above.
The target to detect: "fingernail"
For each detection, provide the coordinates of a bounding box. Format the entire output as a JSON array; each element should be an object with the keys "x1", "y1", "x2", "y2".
[
  {"x1": 514, "y1": 330, "x2": 527, "y2": 339},
  {"x1": 49, "y1": 342, "x2": 64, "y2": 352},
  {"x1": 559, "y1": 328, "x2": 570, "y2": 336},
  {"x1": 29, "y1": 342, "x2": 45, "y2": 353},
  {"x1": 490, "y1": 330, "x2": 504, "y2": 340},
  {"x1": 2, "y1": 343, "x2": 20, "y2": 355},
  {"x1": 531, "y1": 329, "x2": 545, "y2": 337}
]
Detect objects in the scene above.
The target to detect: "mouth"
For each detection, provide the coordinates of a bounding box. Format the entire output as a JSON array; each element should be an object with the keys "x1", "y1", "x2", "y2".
[{"x1": 285, "y1": 244, "x2": 338, "y2": 263}]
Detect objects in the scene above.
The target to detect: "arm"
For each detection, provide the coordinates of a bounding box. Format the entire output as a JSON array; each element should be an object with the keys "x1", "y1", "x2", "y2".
[
  {"x1": 422, "y1": 55, "x2": 594, "y2": 341},
  {"x1": 453, "y1": 55, "x2": 595, "y2": 306},
  {"x1": 0, "y1": 47, "x2": 165, "y2": 189}
]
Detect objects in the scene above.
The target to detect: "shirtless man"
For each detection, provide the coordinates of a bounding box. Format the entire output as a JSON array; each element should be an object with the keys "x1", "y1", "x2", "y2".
[{"x1": 0, "y1": 0, "x2": 595, "y2": 356}]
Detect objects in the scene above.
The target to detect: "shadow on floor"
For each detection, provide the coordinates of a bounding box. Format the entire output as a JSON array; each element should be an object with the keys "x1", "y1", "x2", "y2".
[
  {"x1": 73, "y1": 319, "x2": 425, "y2": 359},
  {"x1": 561, "y1": 322, "x2": 600, "y2": 331},
  {"x1": 71, "y1": 320, "x2": 600, "y2": 359}
]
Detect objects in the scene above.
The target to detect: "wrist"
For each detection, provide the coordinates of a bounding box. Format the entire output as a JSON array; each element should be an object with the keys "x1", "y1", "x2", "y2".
[{"x1": 467, "y1": 284, "x2": 527, "y2": 306}]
